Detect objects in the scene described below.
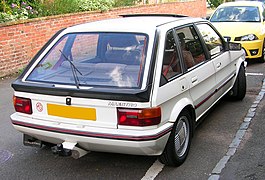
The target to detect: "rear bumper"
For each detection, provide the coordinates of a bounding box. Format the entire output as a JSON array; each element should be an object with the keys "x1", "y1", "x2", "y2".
[{"x1": 10, "y1": 113, "x2": 172, "y2": 156}]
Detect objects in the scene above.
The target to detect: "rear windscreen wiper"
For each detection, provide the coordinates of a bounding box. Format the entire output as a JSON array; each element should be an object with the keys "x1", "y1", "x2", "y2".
[{"x1": 59, "y1": 50, "x2": 83, "y2": 89}]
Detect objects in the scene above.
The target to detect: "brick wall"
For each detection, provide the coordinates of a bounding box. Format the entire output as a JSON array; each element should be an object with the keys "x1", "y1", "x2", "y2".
[{"x1": 0, "y1": 1, "x2": 206, "y2": 77}]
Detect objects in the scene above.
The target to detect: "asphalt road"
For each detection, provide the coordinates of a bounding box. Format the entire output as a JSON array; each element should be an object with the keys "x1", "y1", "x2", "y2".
[{"x1": 0, "y1": 60, "x2": 264, "y2": 180}]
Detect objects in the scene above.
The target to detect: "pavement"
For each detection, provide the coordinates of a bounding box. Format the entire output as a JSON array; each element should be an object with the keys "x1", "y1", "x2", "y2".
[
  {"x1": 210, "y1": 79, "x2": 265, "y2": 179},
  {"x1": 201, "y1": 10, "x2": 265, "y2": 179}
]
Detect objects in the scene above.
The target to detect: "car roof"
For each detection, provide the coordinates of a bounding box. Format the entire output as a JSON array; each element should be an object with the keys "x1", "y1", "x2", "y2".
[
  {"x1": 217, "y1": 1, "x2": 263, "y2": 8},
  {"x1": 65, "y1": 15, "x2": 202, "y2": 34}
]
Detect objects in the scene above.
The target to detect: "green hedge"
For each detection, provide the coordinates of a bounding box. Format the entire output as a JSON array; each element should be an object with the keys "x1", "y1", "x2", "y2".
[{"x1": 0, "y1": 0, "x2": 141, "y2": 23}]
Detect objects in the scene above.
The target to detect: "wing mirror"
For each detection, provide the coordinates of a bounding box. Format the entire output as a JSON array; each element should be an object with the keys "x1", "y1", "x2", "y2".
[
  {"x1": 226, "y1": 42, "x2": 242, "y2": 51},
  {"x1": 229, "y1": 42, "x2": 241, "y2": 50},
  {"x1": 223, "y1": 36, "x2": 241, "y2": 51}
]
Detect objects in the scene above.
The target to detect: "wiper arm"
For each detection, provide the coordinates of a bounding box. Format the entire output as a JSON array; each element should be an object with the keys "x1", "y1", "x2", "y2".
[
  {"x1": 59, "y1": 50, "x2": 83, "y2": 89},
  {"x1": 59, "y1": 50, "x2": 83, "y2": 75}
]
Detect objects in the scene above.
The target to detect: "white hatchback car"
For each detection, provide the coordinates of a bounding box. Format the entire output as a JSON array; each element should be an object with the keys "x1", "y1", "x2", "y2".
[{"x1": 10, "y1": 14, "x2": 246, "y2": 166}]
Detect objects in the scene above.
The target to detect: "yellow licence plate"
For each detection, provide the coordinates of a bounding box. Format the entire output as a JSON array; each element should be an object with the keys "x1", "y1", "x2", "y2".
[{"x1": 47, "y1": 104, "x2": 96, "y2": 121}]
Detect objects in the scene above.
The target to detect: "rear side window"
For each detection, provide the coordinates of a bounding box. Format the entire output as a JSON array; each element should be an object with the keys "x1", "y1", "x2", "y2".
[
  {"x1": 26, "y1": 33, "x2": 148, "y2": 89},
  {"x1": 196, "y1": 24, "x2": 224, "y2": 58},
  {"x1": 162, "y1": 30, "x2": 182, "y2": 80}
]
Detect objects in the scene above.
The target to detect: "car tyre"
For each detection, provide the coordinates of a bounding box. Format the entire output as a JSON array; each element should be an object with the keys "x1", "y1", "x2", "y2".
[
  {"x1": 229, "y1": 65, "x2": 246, "y2": 100},
  {"x1": 159, "y1": 109, "x2": 192, "y2": 166}
]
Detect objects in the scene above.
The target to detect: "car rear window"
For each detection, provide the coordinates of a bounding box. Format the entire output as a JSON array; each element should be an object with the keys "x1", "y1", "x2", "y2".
[{"x1": 26, "y1": 32, "x2": 148, "y2": 89}]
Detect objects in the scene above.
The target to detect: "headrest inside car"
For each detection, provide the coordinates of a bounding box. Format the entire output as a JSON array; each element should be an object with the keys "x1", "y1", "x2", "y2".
[{"x1": 107, "y1": 35, "x2": 139, "y2": 47}]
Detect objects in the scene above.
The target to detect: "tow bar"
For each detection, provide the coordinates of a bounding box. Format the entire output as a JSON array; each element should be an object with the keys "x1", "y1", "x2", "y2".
[{"x1": 51, "y1": 142, "x2": 89, "y2": 159}]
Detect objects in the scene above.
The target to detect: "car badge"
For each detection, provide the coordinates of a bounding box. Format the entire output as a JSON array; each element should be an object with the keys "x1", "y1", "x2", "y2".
[{"x1": 36, "y1": 102, "x2": 43, "y2": 112}]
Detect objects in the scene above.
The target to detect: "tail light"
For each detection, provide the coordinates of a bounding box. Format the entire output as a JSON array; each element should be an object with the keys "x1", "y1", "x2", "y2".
[
  {"x1": 117, "y1": 107, "x2": 161, "y2": 126},
  {"x1": 13, "y1": 96, "x2": 32, "y2": 114}
]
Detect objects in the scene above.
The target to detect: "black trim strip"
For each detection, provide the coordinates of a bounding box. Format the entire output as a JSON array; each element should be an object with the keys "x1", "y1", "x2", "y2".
[
  {"x1": 195, "y1": 73, "x2": 236, "y2": 109},
  {"x1": 12, "y1": 80, "x2": 151, "y2": 102},
  {"x1": 12, "y1": 120, "x2": 172, "y2": 142}
]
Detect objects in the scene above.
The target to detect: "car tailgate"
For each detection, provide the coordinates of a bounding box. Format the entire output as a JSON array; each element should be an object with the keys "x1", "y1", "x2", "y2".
[{"x1": 18, "y1": 92, "x2": 119, "y2": 129}]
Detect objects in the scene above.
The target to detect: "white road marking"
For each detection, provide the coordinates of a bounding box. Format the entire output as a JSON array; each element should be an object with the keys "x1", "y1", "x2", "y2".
[
  {"x1": 246, "y1": 72, "x2": 264, "y2": 76},
  {"x1": 141, "y1": 160, "x2": 165, "y2": 180}
]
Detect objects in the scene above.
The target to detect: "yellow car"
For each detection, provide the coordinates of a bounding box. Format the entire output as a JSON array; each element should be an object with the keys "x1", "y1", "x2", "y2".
[{"x1": 209, "y1": 1, "x2": 265, "y2": 62}]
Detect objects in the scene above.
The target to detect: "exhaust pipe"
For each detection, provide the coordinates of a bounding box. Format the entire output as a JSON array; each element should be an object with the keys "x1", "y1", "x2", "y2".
[
  {"x1": 71, "y1": 146, "x2": 89, "y2": 159},
  {"x1": 51, "y1": 142, "x2": 89, "y2": 159}
]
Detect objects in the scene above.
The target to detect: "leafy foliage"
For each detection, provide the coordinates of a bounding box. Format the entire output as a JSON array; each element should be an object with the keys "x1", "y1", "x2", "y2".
[
  {"x1": 0, "y1": 0, "x2": 39, "y2": 12},
  {"x1": 0, "y1": 1, "x2": 38, "y2": 23},
  {"x1": 113, "y1": 0, "x2": 141, "y2": 7},
  {"x1": 37, "y1": 0, "x2": 80, "y2": 16},
  {"x1": 207, "y1": 0, "x2": 222, "y2": 8},
  {"x1": 0, "y1": 0, "x2": 144, "y2": 23},
  {"x1": 79, "y1": 0, "x2": 114, "y2": 12},
  {"x1": 32, "y1": 0, "x2": 115, "y2": 16},
  {"x1": 207, "y1": 0, "x2": 234, "y2": 8}
]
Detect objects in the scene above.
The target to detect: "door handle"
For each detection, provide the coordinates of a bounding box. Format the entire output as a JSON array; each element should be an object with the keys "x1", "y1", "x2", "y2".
[
  {"x1": 216, "y1": 62, "x2": 222, "y2": 68},
  {"x1": 191, "y1": 76, "x2": 198, "y2": 84}
]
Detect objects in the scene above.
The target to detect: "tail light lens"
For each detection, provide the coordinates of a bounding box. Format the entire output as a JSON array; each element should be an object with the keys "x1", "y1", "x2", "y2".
[
  {"x1": 117, "y1": 107, "x2": 161, "y2": 126},
  {"x1": 13, "y1": 96, "x2": 32, "y2": 114}
]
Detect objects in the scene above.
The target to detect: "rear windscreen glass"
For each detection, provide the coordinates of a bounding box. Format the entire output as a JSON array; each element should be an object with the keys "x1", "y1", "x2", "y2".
[{"x1": 26, "y1": 32, "x2": 148, "y2": 89}]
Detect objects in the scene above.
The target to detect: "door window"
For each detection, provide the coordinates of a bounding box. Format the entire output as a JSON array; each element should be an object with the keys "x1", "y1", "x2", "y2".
[
  {"x1": 196, "y1": 23, "x2": 224, "y2": 58},
  {"x1": 175, "y1": 26, "x2": 206, "y2": 69}
]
